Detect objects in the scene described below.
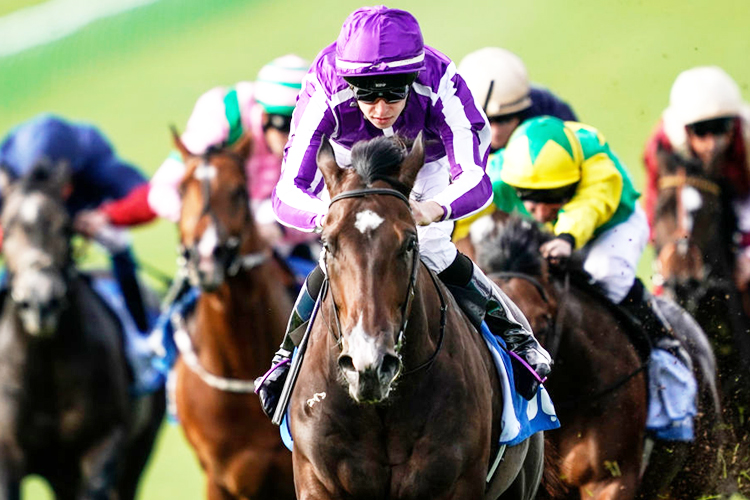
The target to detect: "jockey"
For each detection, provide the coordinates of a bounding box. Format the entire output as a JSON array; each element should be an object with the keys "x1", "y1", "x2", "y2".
[
  {"x1": 452, "y1": 47, "x2": 577, "y2": 241},
  {"x1": 458, "y1": 47, "x2": 578, "y2": 153},
  {"x1": 0, "y1": 113, "x2": 152, "y2": 332},
  {"x1": 256, "y1": 6, "x2": 552, "y2": 416},
  {"x1": 102, "y1": 54, "x2": 316, "y2": 258},
  {"x1": 643, "y1": 66, "x2": 750, "y2": 291},
  {"x1": 497, "y1": 116, "x2": 679, "y2": 352}
]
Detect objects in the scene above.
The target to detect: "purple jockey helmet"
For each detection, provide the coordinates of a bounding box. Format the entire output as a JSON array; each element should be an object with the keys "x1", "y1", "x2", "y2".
[{"x1": 335, "y1": 6, "x2": 425, "y2": 77}]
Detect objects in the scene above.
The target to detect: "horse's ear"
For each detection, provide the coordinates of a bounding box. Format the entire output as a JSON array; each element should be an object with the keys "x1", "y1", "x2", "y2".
[
  {"x1": 231, "y1": 132, "x2": 254, "y2": 162},
  {"x1": 317, "y1": 136, "x2": 344, "y2": 196},
  {"x1": 171, "y1": 125, "x2": 192, "y2": 160},
  {"x1": 48, "y1": 160, "x2": 72, "y2": 198},
  {"x1": 398, "y1": 132, "x2": 425, "y2": 190}
]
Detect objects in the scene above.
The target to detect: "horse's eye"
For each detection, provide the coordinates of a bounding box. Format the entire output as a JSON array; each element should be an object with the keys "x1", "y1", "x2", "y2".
[{"x1": 231, "y1": 187, "x2": 247, "y2": 206}]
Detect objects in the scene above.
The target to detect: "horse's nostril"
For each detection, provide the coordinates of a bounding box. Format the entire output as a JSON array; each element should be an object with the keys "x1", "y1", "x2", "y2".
[
  {"x1": 338, "y1": 355, "x2": 355, "y2": 373},
  {"x1": 380, "y1": 354, "x2": 402, "y2": 380}
]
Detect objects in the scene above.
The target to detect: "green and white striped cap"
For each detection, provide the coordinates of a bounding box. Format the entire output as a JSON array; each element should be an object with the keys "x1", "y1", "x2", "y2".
[{"x1": 255, "y1": 54, "x2": 310, "y2": 116}]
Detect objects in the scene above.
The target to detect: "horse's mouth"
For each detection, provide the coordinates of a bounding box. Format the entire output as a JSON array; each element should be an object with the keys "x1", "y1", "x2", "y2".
[{"x1": 339, "y1": 356, "x2": 402, "y2": 404}]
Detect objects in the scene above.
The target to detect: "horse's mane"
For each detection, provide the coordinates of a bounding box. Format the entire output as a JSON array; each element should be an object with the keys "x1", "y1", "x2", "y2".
[
  {"x1": 475, "y1": 215, "x2": 553, "y2": 277},
  {"x1": 350, "y1": 136, "x2": 411, "y2": 195}
]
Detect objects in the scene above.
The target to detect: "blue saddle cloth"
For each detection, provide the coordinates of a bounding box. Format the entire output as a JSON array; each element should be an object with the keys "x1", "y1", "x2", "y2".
[
  {"x1": 280, "y1": 321, "x2": 560, "y2": 450},
  {"x1": 646, "y1": 348, "x2": 697, "y2": 441},
  {"x1": 88, "y1": 276, "x2": 164, "y2": 396}
]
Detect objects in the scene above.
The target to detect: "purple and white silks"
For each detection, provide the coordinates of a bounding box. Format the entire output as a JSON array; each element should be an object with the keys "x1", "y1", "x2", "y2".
[{"x1": 272, "y1": 43, "x2": 493, "y2": 233}]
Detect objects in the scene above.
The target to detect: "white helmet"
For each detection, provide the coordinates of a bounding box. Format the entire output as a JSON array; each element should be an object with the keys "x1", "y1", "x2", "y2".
[
  {"x1": 666, "y1": 66, "x2": 742, "y2": 127},
  {"x1": 457, "y1": 47, "x2": 531, "y2": 117},
  {"x1": 255, "y1": 54, "x2": 310, "y2": 116}
]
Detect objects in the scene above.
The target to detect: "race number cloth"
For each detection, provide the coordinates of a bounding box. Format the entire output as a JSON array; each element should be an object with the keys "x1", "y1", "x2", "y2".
[
  {"x1": 280, "y1": 322, "x2": 560, "y2": 450},
  {"x1": 646, "y1": 348, "x2": 697, "y2": 441}
]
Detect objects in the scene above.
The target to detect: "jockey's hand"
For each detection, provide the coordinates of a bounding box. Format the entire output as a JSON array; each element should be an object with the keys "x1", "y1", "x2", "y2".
[
  {"x1": 410, "y1": 200, "x2": 444, "y2": 226},
  {"x1": 73, "y1": 209, "x2": 110, "y2": 238},
  {"x1": 734, "y1": 253, "x2": 750, "y2": 292},
  {"x1": 540, "y1": 237, "x2": 573, "y2": 262}
]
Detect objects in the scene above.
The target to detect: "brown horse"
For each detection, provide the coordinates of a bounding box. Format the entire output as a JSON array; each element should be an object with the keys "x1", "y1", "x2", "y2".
[
  {"x1": 287, "y1": 135, "x2": 543, "y2": 500},
  {"x1": 652, "y1": 168, "x2": 750, "y2": 494},
  {"x1": 467, "y1": 212, "x2": 725, "y2": 499},
  {"x1": 171, "y1": 132, "x2": 295, "y2": 500}
]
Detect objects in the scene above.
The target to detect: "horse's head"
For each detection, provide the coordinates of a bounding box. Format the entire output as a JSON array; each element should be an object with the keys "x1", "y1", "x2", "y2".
[
  {"x1": 473, "y1": 213, "x2": 558, "y2": 345},
  {"x1": 0, "y1": 162, "x2": 72, "y2": 337},
  {"x1": 652, "y1": 174, "x2": 733, "y2": 303},
  {"x1": 174, "y1": 129, "x2": 258, "y2": 291},
  {"x1": 318, "y1": 134, "x2": 424, "y2": 404}
]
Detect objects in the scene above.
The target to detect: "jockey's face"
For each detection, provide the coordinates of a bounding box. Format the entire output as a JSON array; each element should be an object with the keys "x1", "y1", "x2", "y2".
[
  {"x1": 488, "y1": 115, "x2": 521, "y2": 152},
  {"x1": 358, "y1": 98, "x2": 407, "y2": 130},
  {"x1": 262, "y1": 113, "x2": 291, "y2": 158},
  {"x1": 523, "y1": 200, "x2": 565, "y2": 224},
  {"x1": 686, "y1": 117, "x2": 735, "y2": 167},
  {"x1": 264, "y1": 127, "x2": 288, "y2": 158}
]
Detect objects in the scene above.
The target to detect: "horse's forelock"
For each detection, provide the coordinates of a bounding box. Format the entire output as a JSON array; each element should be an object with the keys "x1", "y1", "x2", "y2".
[
  {"x1": 476, "y1": 216, "x2": 551, "y2": 276},
  {"x1": 350, "y1": 136, "x2": 409, "y2": 194}
]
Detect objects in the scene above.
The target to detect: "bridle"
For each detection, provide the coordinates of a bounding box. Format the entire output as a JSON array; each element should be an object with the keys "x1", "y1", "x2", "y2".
[
  {"x1": 179, "y1": 154, "x2": 268, "y2": 281},
  {"x1": 654, "y1": 167, "x2": 728, "y2": 300},
  {"x1": 491, "y1": 269, "x2": 648, "y2": 408},
  {"x1": 324, "y1": 187, "x2": 447, "y2": 376}
]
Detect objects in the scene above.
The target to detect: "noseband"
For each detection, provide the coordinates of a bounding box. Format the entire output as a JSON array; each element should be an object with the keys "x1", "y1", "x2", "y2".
[{"x1": 326, "y1": 187, "x2": 447, "y2": 375}]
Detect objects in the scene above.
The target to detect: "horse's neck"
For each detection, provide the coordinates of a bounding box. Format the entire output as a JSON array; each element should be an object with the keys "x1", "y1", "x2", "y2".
[
  {"x1": 192, "y1": 264, "x2": 287, "y2": 377},
  {"x1": 550, "y1": 280, "x2": 641, "y2": 383}
]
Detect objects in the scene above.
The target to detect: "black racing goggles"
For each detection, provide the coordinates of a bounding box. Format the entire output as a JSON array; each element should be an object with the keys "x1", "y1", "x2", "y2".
[
  {"x1": 350, "y1": 85, "x2": 410, "y2": 104},
  {"x1": 264, "y1": 113, "x2": 293, "y2": 133},
  {"x1": 687, "y1": 117, "x2": 734, "y2": 137}
]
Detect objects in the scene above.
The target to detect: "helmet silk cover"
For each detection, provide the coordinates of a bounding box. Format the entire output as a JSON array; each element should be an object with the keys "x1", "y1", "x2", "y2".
[{"x1": 335, "y1": 6, "x2": 425, "y2": 77}]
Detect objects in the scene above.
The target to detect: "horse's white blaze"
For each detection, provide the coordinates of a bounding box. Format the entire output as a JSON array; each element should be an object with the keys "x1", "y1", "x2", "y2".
[
  {"x1": 681, "y1": 186, "x2": 702, "y2": 233},
  {"x1": 197, "y1": 224, "x2": 218, "y2": 258},
  {"x1": 348, "y1": 314, "x2": 379, "y2": 370},
  {"x1": 355, "y1": 209, "x2": 384, "y2": 234},
  {"x1": 19, "y1": 194, "x2": 43, "y2": 224},
  {"x1": 194, "y1": 163, "x2": 216, "y2": 181}
]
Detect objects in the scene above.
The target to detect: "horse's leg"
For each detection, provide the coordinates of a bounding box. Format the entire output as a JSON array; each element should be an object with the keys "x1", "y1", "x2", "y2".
[
  {"x1": 293, "y1": 454, "x2": 334, "y2": 500},
  {"x1": 0, "y1": 473, "x2": 20, "y2": 500},
  {"x1": 495, "y1": 433, "x2": 544, "y2": 500},
  {"x1": 0, "y1": 445, "x2": 23, "y2": 500},
  {"x1": 117, "y1": 389, "x2": 166, "y2": 500},
  {"x1": 77, "y1": 427, "x2": 127, "y2": 499},
  {"x1": 578, "y1": 473, "x2": 640, "y2": 500},
  {"x1": 206, "y1": 477, "x2": 236, "y2": 500}
]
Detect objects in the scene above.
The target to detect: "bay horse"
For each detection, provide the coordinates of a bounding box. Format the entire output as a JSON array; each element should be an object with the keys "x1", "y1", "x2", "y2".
[
  {"x1": 288, "y1": 135, "x2": 543, "y2": 500},
  {"x1": 467, "y1": 212, "x2": 724, "y2": 499},
  {"x1": 652, "y1": 166, "x2": 750, "y2": 494},
  {"x1": 651, "y1": 167, "x2": 750, "y2": 395},
  {"x1": 0, "y1": 163, "x2": 164, "y2": 499},
  {"x1": 171, "y1": 131, "x2": 295, "y2": 500}
]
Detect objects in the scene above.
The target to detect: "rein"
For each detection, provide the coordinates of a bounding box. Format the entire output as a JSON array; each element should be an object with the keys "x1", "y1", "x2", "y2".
[
  {"x1": 492, "y1": 269, "x2": 648, "y2": 408},
  {"x1": 325, "y1": 187, "x2": 447, "y2": 376}
]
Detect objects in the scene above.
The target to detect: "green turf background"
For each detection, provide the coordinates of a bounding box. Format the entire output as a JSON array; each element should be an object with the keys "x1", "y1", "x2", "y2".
[{"x1": 1, "y1": 0, "x2": 749, "y2": 497}]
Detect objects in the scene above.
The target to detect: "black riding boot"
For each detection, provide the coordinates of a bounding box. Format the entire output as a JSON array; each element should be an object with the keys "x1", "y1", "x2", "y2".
[
  {"x1": 439, "y1": 253, "x2": 552, "y2": 399},
  {"x1": 255, "y1": 265, "x2": 325, "y2": 418},
  {"x1": 619, "y1": 279, "x2": 690, "y2": 367}
]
